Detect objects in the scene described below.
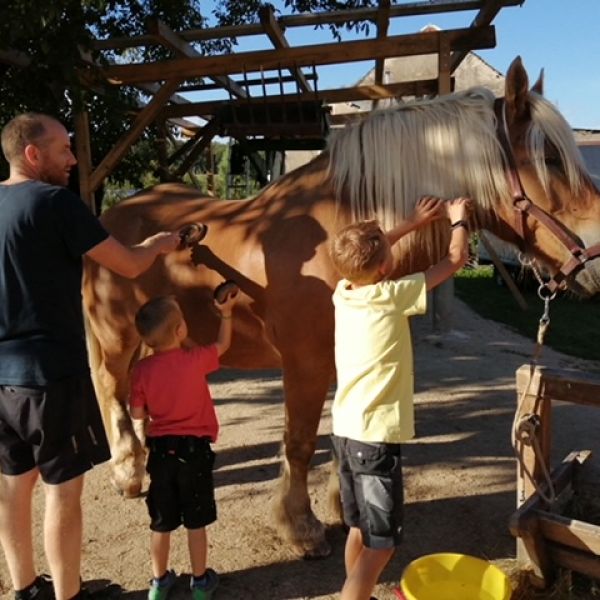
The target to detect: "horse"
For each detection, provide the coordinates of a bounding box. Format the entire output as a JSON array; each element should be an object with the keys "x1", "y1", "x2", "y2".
[{"x1": 82, "y1": 57, "x2": 600, "y2": 558}]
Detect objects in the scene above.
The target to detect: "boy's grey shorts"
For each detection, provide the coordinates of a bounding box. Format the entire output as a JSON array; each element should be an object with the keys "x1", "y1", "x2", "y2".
[
  {"x1": 0, "y1": 373, "x2": 111, "y2": 484},
  {"x1": 332, "y1": 434, "x2": 404, "y2": 549}
]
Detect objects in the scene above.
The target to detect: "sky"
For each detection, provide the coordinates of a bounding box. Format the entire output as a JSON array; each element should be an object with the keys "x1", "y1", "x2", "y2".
[{"x1": 199, "y1": 0, "x2": 600, "y2": 129}]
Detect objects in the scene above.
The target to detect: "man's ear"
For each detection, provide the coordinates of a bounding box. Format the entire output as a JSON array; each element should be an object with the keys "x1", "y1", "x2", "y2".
[{"x1": 23, "y1": 143, "x2": 41, "y2": 167}]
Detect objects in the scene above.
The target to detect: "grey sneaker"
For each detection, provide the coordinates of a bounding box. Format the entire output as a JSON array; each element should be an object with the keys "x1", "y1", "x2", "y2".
[
  {"x1": 190, "y1": 569, "x2": 219, "y2": 600},
  {"x1": 148, "y1": 570, "x2": 177, "y2": 600}
]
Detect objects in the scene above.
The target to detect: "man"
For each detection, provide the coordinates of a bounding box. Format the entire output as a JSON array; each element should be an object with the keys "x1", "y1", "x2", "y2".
[{"x1": 0, "y1": 113, "x2": 180, "y2": 600}]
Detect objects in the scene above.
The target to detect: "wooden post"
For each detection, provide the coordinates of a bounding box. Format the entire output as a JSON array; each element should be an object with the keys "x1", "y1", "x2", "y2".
[
  {"x1": 438, "y1": 34, "x2": 452, "y2": 95},
  {"x1": 515, "y1": 365, "x2": 552, "y2": 576},
  {"x1": 73, "y1": 111, "x2": 95, "y2": 213}
]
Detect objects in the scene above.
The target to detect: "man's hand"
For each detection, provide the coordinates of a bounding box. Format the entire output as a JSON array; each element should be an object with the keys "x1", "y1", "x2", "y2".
[
  {"x1": 139, "y1": 231, "x2": 180, "y2": 255},
  {"x1": 411, "y1": 196, "x2": 446, "y2": 227}
]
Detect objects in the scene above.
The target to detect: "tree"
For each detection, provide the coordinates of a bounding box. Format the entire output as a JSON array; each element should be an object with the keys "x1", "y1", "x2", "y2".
[{"x1": 0, "y1": 1, "x2": 376, "y2": 187}]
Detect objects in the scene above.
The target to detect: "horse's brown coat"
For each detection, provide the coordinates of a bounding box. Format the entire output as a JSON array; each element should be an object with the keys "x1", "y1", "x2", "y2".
[{"x1": 83, "y1": 58, "x2": 600, "y2": 556}]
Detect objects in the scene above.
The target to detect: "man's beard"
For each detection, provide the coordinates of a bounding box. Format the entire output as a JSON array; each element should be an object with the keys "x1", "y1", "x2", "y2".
[{"x1": 40, "y1": 166, "x2": 69, "y2": 187}]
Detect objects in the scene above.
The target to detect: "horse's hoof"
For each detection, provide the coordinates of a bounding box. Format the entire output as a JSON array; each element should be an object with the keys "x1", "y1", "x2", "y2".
[
  {"x1": 299, "y1": 539, "x2": 332, "y2": 560},
  {"x1": 110, "y1": 477, "x2": 142, "y2": 499}
]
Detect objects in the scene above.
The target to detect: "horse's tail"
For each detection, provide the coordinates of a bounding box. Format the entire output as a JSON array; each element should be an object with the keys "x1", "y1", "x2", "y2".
[{"x1": 84, "y1": 311, "x2": 110, "y2": 433}]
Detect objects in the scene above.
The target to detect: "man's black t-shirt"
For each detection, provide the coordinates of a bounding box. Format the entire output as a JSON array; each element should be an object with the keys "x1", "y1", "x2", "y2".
[{"x1": 0, "y1": 180, "x2": 109, "y2": 385}]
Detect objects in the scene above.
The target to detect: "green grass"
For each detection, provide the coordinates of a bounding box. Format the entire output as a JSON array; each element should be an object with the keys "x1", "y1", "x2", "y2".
[{"x1": 455, "y1": 266, "x2": 600, "y2": 361}]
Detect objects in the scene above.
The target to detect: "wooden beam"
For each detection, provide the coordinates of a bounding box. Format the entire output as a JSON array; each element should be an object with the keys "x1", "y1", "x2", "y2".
[
  {"x1": 0, "y1": 49, "x2": 31, "y2": 68},
  {"x1": 147, "y1": 18, "x2": 247, "y2": 98},
  {"x1": 516, "y1": 365, "x2": 600, "y2": 409},
  {"x1": 96, "y1": 27, "x2": 496, "y2": 85},
  {"x1": 172, "y1": 118, "x2": 221, "y2": 179},
  {"x1": 373, "y1": 0, "x2": 391, "y2": 110},
  {"x1": 162, "y1": 79, "x2": 444, "y2": 119},
  {"x1": 89, "y1": 78, "x2": 182, "y2": 192},
  {"x1": 90, "y1": 1, "x2": 520, "y2": 51},
  {"x1": 374, "y1": 0, "x2": 391, "y2": 86},
  {"x1": 450, "y1": 0, "x2": 510, "y2": 72},
  {"x1": 259, "y1": 6, "x2": 312, "y2": 93},
  {"x1": 73, "y1": 111, "x2": 95, "y2": 212}
]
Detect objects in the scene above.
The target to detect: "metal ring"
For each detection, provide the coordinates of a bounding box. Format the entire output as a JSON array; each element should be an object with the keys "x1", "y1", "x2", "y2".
[{"x1": 537, "y1": 283, "x2": 556, "y2": 301}]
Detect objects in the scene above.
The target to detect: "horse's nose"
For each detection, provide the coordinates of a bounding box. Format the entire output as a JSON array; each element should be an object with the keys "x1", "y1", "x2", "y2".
[{"x1": 179, "y1": 222, "x2": 208, "y2": 247}]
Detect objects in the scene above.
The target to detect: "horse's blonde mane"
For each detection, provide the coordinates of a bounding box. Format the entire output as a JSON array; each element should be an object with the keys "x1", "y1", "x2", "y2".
[
  {"x1": 326, "y1": 86, "x2": 587, "y2": 263},
  {"x1": 528, "y1": 92, "x2": 586, "y2": 196}
]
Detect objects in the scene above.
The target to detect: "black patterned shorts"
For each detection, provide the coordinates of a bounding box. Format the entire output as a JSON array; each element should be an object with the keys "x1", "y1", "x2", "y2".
[
  {"x1": 331, "y1": 434, "x2": 404, "y2": 549},
  {"x1": 146, "y1": 435, "x2": 217, "y2": 532},
  {"x1": 0, "y1": 373, "x2": 111, "y2": 484}
]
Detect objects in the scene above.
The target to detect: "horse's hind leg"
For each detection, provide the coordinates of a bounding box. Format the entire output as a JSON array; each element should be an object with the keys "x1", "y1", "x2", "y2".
[{"x1": 273, "y1": 359, "x2": 333, "y2": 558}]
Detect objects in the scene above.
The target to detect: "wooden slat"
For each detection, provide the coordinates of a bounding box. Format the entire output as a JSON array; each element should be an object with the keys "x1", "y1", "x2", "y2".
[
  {"x1": 97, "y1": 27, "x2": 496, "y2": 85},
  {"x1": 89, "y1": 78, "x2": 182, "y2": 192},
  {"x1": 162, "y1": 79, "x2": 446, "y2": 119},
  {"x1": 510, "y1": 450, "x2": 589, "y2": 537},
  {"x1": 90, "y1": 1, "x2": 521, "y2": 51},
  {"x1": 538, "y1": 510, "x2": 600, "y2": 555},
  {"x1": 548, "y1": 543, "x2": 600, "y2": 581},
  {"x1": 516, "y1": 366, "x2": 600, "y2": 408}
]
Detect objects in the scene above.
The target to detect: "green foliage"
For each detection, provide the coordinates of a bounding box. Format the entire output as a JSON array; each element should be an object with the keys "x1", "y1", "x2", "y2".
[{"x1": 455, "y1": 267, "x2": 600, "y2": 361}]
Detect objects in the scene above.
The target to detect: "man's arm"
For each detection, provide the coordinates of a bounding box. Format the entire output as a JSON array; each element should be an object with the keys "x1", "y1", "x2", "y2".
[
  {"x1": 385, "y1": 196, "x2": 445, "y2": 246},
  {"x1": 86, "y1": 232, "x2": 180, "y2": 279}
]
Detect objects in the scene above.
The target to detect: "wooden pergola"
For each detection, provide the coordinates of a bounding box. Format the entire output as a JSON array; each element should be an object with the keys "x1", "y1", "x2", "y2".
[{"x1": 69, "y1": 0, "x2": 525, "y2": 209}]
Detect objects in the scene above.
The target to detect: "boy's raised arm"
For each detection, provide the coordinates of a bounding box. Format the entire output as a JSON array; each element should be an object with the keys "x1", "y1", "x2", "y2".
[{"x1": 385, "y1": 196, "x2": 445, "y2": 246}]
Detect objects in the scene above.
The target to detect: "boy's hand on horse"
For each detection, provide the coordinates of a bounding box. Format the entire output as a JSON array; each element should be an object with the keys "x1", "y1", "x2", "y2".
[
  {"x1": 411, "y1": 195, "x2": 446, "y2": 226},
  {"x1": 446, "y1": 197, "x2": 473, "y2": 223}
]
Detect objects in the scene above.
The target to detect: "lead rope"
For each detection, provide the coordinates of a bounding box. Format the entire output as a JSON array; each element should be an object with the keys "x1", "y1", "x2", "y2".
[{"x1": 511, "y1": 254, "x2": 557, "y2": 505}]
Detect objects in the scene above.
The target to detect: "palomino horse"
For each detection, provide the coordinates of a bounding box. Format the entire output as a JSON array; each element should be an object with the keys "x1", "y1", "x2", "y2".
[{"x1": 83, "y1": 57, "x2": 600, "y2": 557}]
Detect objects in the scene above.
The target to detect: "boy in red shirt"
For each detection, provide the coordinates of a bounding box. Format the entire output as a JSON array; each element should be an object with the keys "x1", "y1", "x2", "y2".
[{"x1": 130, "y1": 290, "x2": 237, "y2": 600}]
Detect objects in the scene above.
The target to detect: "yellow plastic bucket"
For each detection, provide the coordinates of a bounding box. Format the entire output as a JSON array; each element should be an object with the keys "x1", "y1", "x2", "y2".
[{"x1": 398, "y1": 553, "x2": 512, "y2": 600}]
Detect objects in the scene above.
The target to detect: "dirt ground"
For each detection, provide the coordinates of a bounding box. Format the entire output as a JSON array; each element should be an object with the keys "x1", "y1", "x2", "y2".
[{"x1": 1, "y1": 298, "x2": 600, "y2": 599}]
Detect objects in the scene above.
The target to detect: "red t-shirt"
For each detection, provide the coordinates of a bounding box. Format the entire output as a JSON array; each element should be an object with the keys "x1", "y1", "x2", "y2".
[{"x1": 130, "y1": 345, "x2": 220, "y2": 440}]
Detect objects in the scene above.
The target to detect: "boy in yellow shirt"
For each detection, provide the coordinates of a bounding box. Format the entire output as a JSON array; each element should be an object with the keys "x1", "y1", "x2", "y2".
[{"x1": 329, "y1": 196, "x2": 471, "y2": 600}]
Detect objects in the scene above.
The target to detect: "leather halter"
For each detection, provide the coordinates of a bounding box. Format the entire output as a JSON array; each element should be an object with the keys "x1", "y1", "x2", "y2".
[{"x1": 494, "y1": 98, "x2": 600, "y2": 293}]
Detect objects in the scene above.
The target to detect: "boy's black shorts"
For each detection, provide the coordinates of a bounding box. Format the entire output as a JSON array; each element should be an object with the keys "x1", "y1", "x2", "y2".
[
  {"x1": 331, "y1": 434, "x2": 404, "y2": 550},
  {"x1": 0, "y1": 373, "x2": 111, "y2": 484},
  {"x1": 145, "y1": 435, "x2": 217, "y2": 532}
]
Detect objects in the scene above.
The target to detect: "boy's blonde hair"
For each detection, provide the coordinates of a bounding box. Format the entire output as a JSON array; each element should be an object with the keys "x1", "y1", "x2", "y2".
[
  {"x1": 330, "y1": 220, "x2": 388, "y2": 284},
  {"x1": 135, "y1": 296, "x2": 182, "y2": 348}
]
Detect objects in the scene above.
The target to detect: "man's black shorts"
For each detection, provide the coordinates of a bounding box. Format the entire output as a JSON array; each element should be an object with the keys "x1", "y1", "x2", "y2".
[
  {"x1": 332, "y1": 434, "x2": 404, "y2": 549},
  {"x1": 0, "y1": 373, "x2": 111, "y2": 484},
  {"x1": 145, "y1": 435, "x2": 217, "y2": 532}
]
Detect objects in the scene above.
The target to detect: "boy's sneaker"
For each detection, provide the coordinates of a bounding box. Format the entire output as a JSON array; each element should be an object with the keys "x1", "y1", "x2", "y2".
[
  {"x1": 190, "y1": 569, "x2": 219, "y2": 600},
  {"x1": 148, "y1": 570, "x2": 177, "y2": 600},
  {"x1": 15, "y1": 575, "x2": 54, "y2": 600}
]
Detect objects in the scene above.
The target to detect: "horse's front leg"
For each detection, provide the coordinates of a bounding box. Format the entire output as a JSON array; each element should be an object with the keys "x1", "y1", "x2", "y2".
[
  {"x1": 273, "y1": 356, "x2": 334, "y2": 558},
  {"x1": 97, "y1": 352, "x2": 145, "y2": 498}
]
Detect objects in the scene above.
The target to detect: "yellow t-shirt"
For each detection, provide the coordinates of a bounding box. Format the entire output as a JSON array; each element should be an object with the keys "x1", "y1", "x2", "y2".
[{"x1": 332, "y1": 273, "x2": 427, "y2": 443}]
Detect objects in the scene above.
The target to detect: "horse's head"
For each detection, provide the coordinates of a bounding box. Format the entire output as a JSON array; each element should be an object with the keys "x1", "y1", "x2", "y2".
[{"x1": 493, "y1": 57, "x2": 600, "y2": 297}]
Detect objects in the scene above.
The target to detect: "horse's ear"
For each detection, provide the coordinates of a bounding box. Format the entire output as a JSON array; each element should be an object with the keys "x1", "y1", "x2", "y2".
[
  {"x1": 531, "y1": 68, "x2": 544, "y2": 96},
  {"x1": 505, "y1": 56, "x2": 530, "y2": 123}
]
